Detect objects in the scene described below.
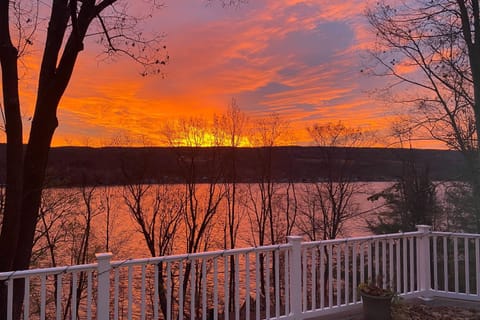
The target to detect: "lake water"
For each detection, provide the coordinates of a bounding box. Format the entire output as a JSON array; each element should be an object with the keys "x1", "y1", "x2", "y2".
[{"x1": 35, "y1": 182, "x2": 397, "y2": 266}]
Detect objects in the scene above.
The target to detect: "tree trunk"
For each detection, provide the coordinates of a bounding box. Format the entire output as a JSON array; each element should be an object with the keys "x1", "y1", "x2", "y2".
[
  {"x1": 458, "y1": 0, "x2": 480, "y2": 232},
  {"x1": 14, "y1": 105, "x2": 58, "y2": 270},
  {"x1": 13, "y1": 0, "x2": 86, "y2": 272},
  {"x1": 0, "y1": 42, "x2": 23, "y2": 273},
  {"x1": 0, "y1": 1, "x2": 25, "y2": 317},
  {"x1": 0, "y1": 2, "x2": 84, "y2": 316}
]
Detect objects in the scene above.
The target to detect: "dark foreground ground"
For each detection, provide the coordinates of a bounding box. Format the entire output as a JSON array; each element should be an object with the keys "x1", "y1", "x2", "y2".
[{"x1": 314, "y1": 297, "x2": 480, "y2": 320}]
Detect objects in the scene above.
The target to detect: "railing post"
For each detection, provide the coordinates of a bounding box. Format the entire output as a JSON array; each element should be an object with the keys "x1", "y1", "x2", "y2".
[
  {"x1": 416, "y1": 225, "x2": 432, "y2": 297},
  {"x1": 287, "y1": 236, "x2": 303, "y2": 320},
  {"x1": 96, "y1": 252, "x2": 113, "y2": 320}
]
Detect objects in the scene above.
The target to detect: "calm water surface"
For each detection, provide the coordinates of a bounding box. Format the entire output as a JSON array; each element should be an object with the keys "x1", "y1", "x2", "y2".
[{"x1": 39, "y1": 182, "x2": 396, "y2": 264}]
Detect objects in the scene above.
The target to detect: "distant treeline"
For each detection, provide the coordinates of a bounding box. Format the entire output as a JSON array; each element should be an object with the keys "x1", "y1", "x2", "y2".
[{"x1": 0, "y1": 145, "x2": 466, "y2": 186}]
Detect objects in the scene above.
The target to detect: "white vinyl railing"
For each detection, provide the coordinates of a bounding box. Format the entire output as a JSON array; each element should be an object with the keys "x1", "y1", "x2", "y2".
[
  {"x1": 428, "y1": 231, "x2": 480, "y2": 300},
  {"x1": 1, "y1": 225, "x2": 480, "y2": 319}
]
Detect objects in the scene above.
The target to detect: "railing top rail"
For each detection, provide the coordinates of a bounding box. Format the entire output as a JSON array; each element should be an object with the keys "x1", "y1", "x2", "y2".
[
  {"x1": 431, "y1": 231, "x2": 480, "y2": 238},
  {"x1": 111, "y1": 243, "x2": 292, "y2": 268},
  {"x1": 302, "y1": 230, "x2": 422, "y2": 248},
  {"x1": 0, "y1": 243, "x2": 292, "y2": 279},
  {"x1": 0, "y1": 263, "x2": 97, "y2": 280},
  {"x1": 7, "y1": 228, "x2": 480, "y2": 282}
]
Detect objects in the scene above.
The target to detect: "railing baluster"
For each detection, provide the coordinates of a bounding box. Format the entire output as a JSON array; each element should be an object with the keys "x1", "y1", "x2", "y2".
[
  {"x1": 433, "y1": 236, "x2": 438, "y2": 291},
  {"x1": 55, "y1": 274, "x2": 62, "y2": 320},
  {"x1": 284, "y1": 250, "x2": 289, "y2": 315},
  {"x1": 465, "y1": 238, "x2": 470, "y2": 294},
  {"x1": 40, "y1": 275, "x2": 46, "y2": 320},
  {"x1": 141, "y1": 264, "x2": 146, "y2": 320},
  {"x1": 266, "y1": 252, "x2": 271, "y2": 319},
  {"x1": 345, "y1": 242, "x2": 349, "y2": 305},
  {"x1": 311, "y1": 248, "x2": 316, "y2": 310},
  {"x1": 360, "y1": 243, "x2": 364, "y2": 285},
  {"x1": 443, "y1": 237, "x2": 448, "y2": 292},
  {"x1": 190, "y1": 259, "x2": 196, "y2": 320},
  {"x1": 255, "y1": 252, "x2": 260, "y2": 320},
  {"x1": 24, "y1": 276, "x2": 30, "y2": 320},
  {"x1": 403, "y1": 237, "x2": 407, "y2": 294},
  {"x1": 179, "y1": 261, "x2": 184, "y2": 320},
  {"x1": 7, "y1": 278, "x2": 13, "y2": 320},
  {"x1": 320, "y1": 244, "x2": 325, "y2": 309},
  {"x1": 367, "y1": 241, "x2": 372, "y2": 281},
  {"x1": 213, "y1": 258, "x2": 218, "y2": 320},
  {"x1": 336, "y1": 245, "x2": 341, "y2": 306},
  {"x1": 128, "y1": 265, "x2": 133, "y2": 320},
  {"x1": 159, "y1": 262, "x2": 163, "y2": 320},
  {"x1": 353, "y1": 243, "x2": 357, "y2": 304},
  {"x1": 389, "y1": 239, "x2": 393, "y2": 289},
  {"x1": 476, "y1": 238, "x2": 480, "y2": 296},
  {"x1": 202, "y1": 258, "x2": 207, "y2": 320},
  {"x1": 72, "y1": 272, "x2": 77, "y2": 320},
  {"x1": 375, "y1": 240, "x2": 379, "y2": 279},
  {"x1": 235, "y1": 254, "x2": 240, "y2": 320},
  {"x1": 454, "y1": 237, "x2": 459, "y2": 293},
  {"x1": 274, "y1": 250, "x2": 280, "y2": 318},
  {"x1": 154, "y1": 264, "x2": 159, "y2": 320},
  {"x1": 302, "y1": 249, "x2": 307, "y2": 311},
  {"x1": 328, "y1": 244, "x2": 333, "y2": 308},
  {"x1": 114, "y1": 268, "x2": 119, "y2": 320},
  {"x1": 382, "y1": 240, "x2": 386, "y2": 288},
  {"x1": 224, "y1": 256, "x2": 229, "y2": 320},
  {"x1": 409, "y1": 237, "x2": 414, "y2": 292},
  {"x1": 245, "y1": 253, "x2": 251, "y2": 320},
  {"x1": 395, "y1": 240, "x2": 400, "y2": 293},
  {"x1": 416, "y1": 236, "x2": 420, "y2": 290},
  {"x1": 167, "y1": 262, "x2": 172, "y2": 320},
  {"x1": 87, "y1": 271, "x2": 92, "y2": 320}
]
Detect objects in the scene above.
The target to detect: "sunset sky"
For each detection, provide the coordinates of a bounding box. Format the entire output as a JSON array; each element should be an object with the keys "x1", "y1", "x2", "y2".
[{"x1": 11, "y1": 0, "x2": 436, "y2": 148}]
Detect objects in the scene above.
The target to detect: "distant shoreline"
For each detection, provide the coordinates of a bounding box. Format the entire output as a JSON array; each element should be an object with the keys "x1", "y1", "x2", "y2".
[{"x1": 0, "y1": 145, "x2": 466, "y2": 187}]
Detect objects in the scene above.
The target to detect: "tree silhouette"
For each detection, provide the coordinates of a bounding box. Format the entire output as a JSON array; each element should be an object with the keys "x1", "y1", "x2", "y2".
[
  {"x1": 367, "y1": 0, "x2": 480, "y2": 230},
  {"x1": 0, "y1": 1, "x2": 167, "y2": 317}
]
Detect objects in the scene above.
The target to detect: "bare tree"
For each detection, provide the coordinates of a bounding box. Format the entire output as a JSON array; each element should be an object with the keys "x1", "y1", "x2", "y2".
[
  {"x1": 100, "y1": 185, "x2": 114, "y2": 252},
  {"x1": 163, "y1": 117, "x2": 225, "y2": 317},
  {"x1": 213, "y1": 100, "x2": 247, "y2": 251},
  {"x1": 246, "y1": 113, "x2": 291, "y2": 246},
  {"x1": 32, "y1": 185, "x2": 102, "y2": 319},
  {"x1": 298, "y1": 122, "x2": 370, "y2": 241},
  {"x1": 243, "y1": 113, "x2": 290, "y2": 306},
  {"x1": 31, "y1": 189, "x2": 80, "y2": 268},
  {"x1": 213, "y1": 99, "x2": 248, "y2": 308},
  {"x1": 296, "y1": 122, "x2": 373, "y2": 308},
  {"x1": 163, "y1": 117, "x2": 225, "y2": 255},
  {"x1": 366, "y1": 0, "x2": 480, "y2": 230},
  {"x1": 126, "y1": 184, "x2": 183, "y2": 257},
  {"x1": 122, "y1": 181, "x2": 183, "y2": 318}
]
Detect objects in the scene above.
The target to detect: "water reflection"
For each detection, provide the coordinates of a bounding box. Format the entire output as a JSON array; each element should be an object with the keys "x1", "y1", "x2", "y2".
[{"x1": 34, "y1": 182, "x2": 392, "y2": 267}]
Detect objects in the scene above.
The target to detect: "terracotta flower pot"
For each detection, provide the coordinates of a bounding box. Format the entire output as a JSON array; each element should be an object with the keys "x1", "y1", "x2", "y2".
[{"x1": 360, "y1": 291, "x2": 393, "y2": 320}]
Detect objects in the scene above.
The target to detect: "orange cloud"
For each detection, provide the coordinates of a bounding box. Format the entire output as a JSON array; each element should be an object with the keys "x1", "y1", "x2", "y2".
[{"x1": 0, "y1": 0, "x2": 445, "y2": 150}]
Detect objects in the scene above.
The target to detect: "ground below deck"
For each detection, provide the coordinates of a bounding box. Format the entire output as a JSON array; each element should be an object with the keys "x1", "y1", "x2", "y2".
[{"x1": 312, "y1": 297, "x2": 480, "y2": 320}]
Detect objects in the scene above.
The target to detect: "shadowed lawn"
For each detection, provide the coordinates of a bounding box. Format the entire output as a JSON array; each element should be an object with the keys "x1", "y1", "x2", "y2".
[{"x1": 313, "y1": 298, "x2": 480, "y2": 320}]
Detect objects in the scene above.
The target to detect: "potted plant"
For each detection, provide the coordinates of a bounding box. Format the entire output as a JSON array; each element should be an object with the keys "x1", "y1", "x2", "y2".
[{"x1": 358, "y1": 275, "x2": 395, "y2": 320}]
